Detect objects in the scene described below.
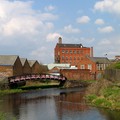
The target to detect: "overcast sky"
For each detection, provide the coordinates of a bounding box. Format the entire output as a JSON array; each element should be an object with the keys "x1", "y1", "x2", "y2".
[{"x1": 0, "y1": 0, "x2": 120, "y2": 64}]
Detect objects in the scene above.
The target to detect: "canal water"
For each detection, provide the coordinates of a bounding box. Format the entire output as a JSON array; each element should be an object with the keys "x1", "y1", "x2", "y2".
[{"x1": 0, "y1": 88, "x2": 120, "y2": 120}]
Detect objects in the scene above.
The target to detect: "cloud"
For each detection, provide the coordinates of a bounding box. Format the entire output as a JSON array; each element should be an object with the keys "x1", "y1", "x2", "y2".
[
  {"x1": 44, "y1": 5, "x2": 55, "y2": 11},
  {"x1": 0, "y1": 0, "x2": 58, "y2": 63},
  {"x1": 0, "y1": 1, "x2": 57, "y2": 37},
  {"x1": 30, "y1": 47, "x2": 53, "y2": 63},
  {"x1": 94, "y1": 0, "x2": 120, "y2": 15},
  {"x1": 80, "y1": 37, "x2": 95, "y2": 43},
  {"x1": 46, "y1": 33, "x2": 62, "y2": 42},
  {"x1": 98, "y1": 39, "x2": 111, "y2": 45},
  {"x1": 95, "y1": 35, "x2": 120, "y2": 59},
  {"x1": 38, "y1": 13, "x2": 58, "y2": 21},
  {"x1": 95, "y1": 19, "x2": 104, "y2": 25},
  {"x1": 1, "y1": 17, "x2": 40, "y2": 36},
  {"x1": 64, "y1": 25, "x2": 80, "y2": 33},
  {"x1": 98, "y1": 26, "x2": 114, "y2": 33},
  {"x1": 76, "y1": 16, "x2": 90, "y2": 24}
]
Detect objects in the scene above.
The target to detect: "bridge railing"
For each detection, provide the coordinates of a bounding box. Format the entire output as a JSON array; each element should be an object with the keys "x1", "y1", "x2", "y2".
[{"x1": 8, "y1": 74, "x2": 67, "y2": 83}]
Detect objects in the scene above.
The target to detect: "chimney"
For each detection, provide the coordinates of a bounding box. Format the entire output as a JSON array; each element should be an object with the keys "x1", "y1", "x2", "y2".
[
  {"x1": 58, "y1": 37, "x2": 62, "y2": 44},
  {"x1": 90, "y1": 47, "x2": 93, "y2": 57}
]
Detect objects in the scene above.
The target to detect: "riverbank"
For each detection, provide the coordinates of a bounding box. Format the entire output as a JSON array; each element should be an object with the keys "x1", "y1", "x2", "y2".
[
  {"x1": 0, "y1": 81, "x2": 61, "y2": 95},
  {"x1": 85, "y1": 79, "x2": 120, "y2": 110}
]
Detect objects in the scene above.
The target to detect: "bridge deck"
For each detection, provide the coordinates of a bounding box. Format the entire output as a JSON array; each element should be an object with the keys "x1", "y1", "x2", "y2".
[{"x1": 8, "y1": 74, "x2": 67, "y2": 83}]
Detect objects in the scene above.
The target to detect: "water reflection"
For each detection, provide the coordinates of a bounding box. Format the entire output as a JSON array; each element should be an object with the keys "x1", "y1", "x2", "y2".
[{"x1": 0, "y1": 88, "x2": 120, "y2": 120}]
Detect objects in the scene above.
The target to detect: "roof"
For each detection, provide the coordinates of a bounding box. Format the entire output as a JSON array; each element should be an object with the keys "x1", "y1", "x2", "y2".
[
  {"x1": 47, "y1": 63, "x2": 70, "y2": 70},
  {"x1": 20, "y1": 58, "x2": 27, "y2": 66},
  {"x1": 89, "y1": 57, "x2": 110, "y2": 64},
  {"x1": 28, "y1": 60, "x2": 38, "y2": 67},
  {"x1": 56, "y1": 43, "x2": 85, "y2": 48},
  {"x1": 0, "y1": 55, "x2": 19, "y2": 66}
]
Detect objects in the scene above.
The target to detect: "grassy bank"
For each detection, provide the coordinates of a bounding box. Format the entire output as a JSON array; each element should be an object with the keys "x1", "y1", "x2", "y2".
[
  {"x1": 0, "y1": 81, "x2": 60, "y2": 96},
  {"x1": 85, "y1": 79, "x2": 120, "y2": 110},
  {"x1": 0, "y1": 89, "x2": 24, "y2": 96}
]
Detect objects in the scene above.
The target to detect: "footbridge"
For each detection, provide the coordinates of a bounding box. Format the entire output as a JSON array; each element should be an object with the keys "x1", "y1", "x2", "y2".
[{"x1": 8, "y1": 74, "x2": 67, "y2": 88}]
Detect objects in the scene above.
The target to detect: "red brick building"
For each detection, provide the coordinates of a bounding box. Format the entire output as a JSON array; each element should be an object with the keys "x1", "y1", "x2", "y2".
[
  {"x1": 54, "y1": 37, "x2": 111, "y2": 80},
  {"x1": 79, "y1": 56, "x2": 110, "y2": 74},
  {"x1": 54, "y1": 37, "x2": 93, "y2": 68}
]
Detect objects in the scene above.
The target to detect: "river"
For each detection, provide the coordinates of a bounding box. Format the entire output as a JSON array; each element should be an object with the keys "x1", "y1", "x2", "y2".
[{"x1": 0, "y1": 88, "x2": 120, "y2": 120}]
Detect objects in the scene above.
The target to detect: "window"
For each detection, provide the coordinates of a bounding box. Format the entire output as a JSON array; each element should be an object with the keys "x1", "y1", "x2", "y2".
[
  {"x1": 62, "y1": 50, "x2": 65, "y2": 53},
  {"x1": 70, "y1": 50, "x2": 72, "y2": 54},
  {"x1": 74, "y1": 50, "x2": 76, "y2": 54},
  {"x1": 81, "y1": 65, "x2": 85, "y2": 69},
  {"x1": 88, "y1": 64, "x2": 92, "y2": 70},
  {"x1": 62, "y1": 56, "x2": 64, "y2": 60},
  {"x1": 80, "y1": 50, "x2": 83, "y2": 54},
  {"x1": 66, "y1": 50, "x2": 68, "y2": 53}
]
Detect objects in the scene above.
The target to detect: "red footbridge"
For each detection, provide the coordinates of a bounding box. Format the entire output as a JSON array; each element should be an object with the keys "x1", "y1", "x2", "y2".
[{"x1": 8, "y1": 74, "x2": 67, "y2": 88}]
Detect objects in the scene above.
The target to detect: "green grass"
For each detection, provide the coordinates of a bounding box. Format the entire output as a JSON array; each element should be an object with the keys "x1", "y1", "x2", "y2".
[
  {"x1": 85, "y1": 85, "x2": 120, "y2": 110},
  {"x1": 0, "y1": 89, "x2": 24, "y2": 96},
  {"x1": 0, "y1": 84, "x2": 60, "y2": 95}
]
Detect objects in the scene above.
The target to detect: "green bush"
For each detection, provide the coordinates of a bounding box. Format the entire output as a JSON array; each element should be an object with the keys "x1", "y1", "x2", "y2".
[{"x1": 108, "y1": 62, "x2": 120, "y2": 69}]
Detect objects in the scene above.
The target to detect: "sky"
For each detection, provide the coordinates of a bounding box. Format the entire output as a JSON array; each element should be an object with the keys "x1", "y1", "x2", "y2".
[{"x1": 0, "y1": 0, "x2": 120, "y2": 64}]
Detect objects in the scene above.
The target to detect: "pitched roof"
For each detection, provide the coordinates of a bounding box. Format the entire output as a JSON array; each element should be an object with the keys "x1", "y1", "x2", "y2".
[
  {"x1": 89, "y1": 57, "x2": 110, "y2": 63},
  {"x1": 0, "y1": 55, "x2": 19, "y2": 66},
  {"x1": 56, "y1": 43, "x2": 85, "y2": 48},
  {"x1": 28, "y1": 60, "x2": 37, "y2": 67},
  {"x1": 20, "y1": 58, "x2": 27, "y2": 66},
  {"x1": 47, "y1": 63, "x2": 70, "y2": 70}
]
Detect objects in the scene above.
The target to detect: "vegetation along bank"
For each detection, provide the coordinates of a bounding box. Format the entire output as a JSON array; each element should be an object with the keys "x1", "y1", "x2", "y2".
[{"x1": 85, "y1": 62, "x2": 120, "y2": 110}]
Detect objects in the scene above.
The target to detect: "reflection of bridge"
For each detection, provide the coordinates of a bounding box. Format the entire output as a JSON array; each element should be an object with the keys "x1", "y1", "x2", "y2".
[{"x1": 8, "y1": 74, "x2": 67, "y2": 88}]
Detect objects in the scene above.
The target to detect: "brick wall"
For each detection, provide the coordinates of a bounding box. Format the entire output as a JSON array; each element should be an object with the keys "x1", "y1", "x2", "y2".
[
  {"x1": 31, "y1": 61, "x2": 41, "y2": 74},
  {"x1": 0, "y1": 66, "x2": 13, "y2": 78},
  {"x1": 60, "y1": 69, "x2": 94, "y2": 80},
  {"x1": 13, "y1": 57, "x2": 23, "y2": 76},
  {"x1": 23, "y1": 61, "x2": 31, "y2": 75},
  {"x1": 78, "y1": 56, "x2": 96, "y2": 72}
]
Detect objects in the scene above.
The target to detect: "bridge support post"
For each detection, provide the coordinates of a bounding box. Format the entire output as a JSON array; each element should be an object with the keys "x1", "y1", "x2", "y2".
[{"x1": 59, "y1": 80, "x2": 66, "y2": 87}]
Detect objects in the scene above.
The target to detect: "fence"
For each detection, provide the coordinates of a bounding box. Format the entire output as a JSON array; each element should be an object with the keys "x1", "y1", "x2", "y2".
[{"x1": 104, "y1": 69, "x2": 120, "y2": 81}]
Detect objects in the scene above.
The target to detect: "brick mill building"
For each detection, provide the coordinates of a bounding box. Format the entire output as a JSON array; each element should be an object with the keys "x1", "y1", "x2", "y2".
[
  {"x1": 54, "y1": 37, "x2": 93, "y2": 68},
  {"x1": 54, "y1": 37, "x2": 111, "y2": 79}
]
